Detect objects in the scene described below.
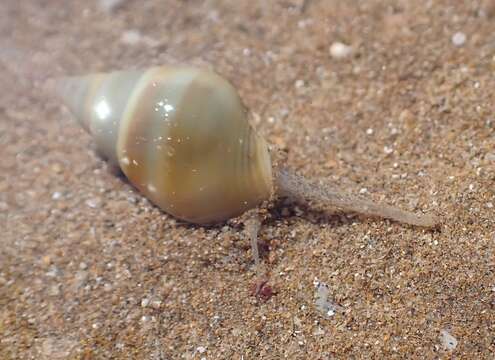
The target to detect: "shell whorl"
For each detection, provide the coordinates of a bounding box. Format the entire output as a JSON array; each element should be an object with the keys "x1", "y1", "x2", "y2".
[{"x1": 55, "y1": 66, "x2": 273, "y2": 224}]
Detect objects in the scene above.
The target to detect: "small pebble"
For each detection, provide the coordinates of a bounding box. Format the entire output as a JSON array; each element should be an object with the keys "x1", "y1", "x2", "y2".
[
  {"x1": 451, "y1": 32, "x2": 467, "y2": 47},
  {"x1": 329, "y1": 42, "x2": 353, "y2": 59},
  {"x1": 42, "y1": 255, "x2": 52, "y2": 266},
  {"x1": 51, "y1": 163, "x2": 63, "y2": 174},
  {"x1": 49, "y1": 284, "x2": 61, "y2": 296},
  {"x1": 384, "y1": 146, "x2": 394, "y2": 155},
  {"x1": 295, "y1": 79, "x2": 305, "y2": 88}
]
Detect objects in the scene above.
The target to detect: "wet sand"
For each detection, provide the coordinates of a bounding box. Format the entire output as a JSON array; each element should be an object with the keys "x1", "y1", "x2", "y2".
[{"x1": 1, "y1": 0, "x2": 494, "y2": 358}]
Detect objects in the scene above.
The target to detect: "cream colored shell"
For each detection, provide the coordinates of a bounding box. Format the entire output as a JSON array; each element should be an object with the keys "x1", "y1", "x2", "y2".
[{"x1": 55, "y1": 66, "x2": 273, "y2": 224}]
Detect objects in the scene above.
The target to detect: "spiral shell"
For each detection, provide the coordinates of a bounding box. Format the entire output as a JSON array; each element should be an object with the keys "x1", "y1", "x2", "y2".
[{"x1": 55, "y1": 66, "x2": 273, "y2": 224}]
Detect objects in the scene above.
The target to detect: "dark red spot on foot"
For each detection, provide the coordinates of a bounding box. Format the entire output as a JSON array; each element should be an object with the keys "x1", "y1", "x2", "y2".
[{"x1": 250, "y1": 279, "x2": 274, "y2": 301}]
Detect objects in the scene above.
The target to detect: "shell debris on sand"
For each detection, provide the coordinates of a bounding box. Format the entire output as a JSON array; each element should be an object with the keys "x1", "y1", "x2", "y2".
[
  {"x1": 314, "y1": 279, "x2": 342, "y2": 318},
  {"x1": 440, "y1": 329, "x2": 458, "y2": 351}
]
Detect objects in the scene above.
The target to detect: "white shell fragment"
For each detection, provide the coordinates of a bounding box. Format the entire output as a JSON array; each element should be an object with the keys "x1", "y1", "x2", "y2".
[
  {"x1": 314, "y1": 280, "x2": 341, "y2": 317},
  {"x1": 440, "y1": 329, "x2": 458, "y2": 350}
]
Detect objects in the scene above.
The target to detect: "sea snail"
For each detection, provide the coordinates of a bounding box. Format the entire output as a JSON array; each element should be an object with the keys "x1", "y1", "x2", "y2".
[{"x1": 51, "y1": 65, "x2": 438, "y2": 228}]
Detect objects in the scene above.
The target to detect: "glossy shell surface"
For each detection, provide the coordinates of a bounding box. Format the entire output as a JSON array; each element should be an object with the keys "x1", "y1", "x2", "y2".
[{"x1": 56, "y1": 66, "x2": 273, "y2": 224}]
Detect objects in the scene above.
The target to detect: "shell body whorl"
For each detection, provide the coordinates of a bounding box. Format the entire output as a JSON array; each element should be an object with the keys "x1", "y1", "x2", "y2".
[{"x1": 56, "y1": 66, "x2": 273, "y2": 224}]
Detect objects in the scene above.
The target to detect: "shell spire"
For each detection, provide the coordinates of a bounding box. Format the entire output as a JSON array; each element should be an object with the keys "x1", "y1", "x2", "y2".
[{"x1": 51, "y1": 75, "x2": 95, "y2": 132}]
